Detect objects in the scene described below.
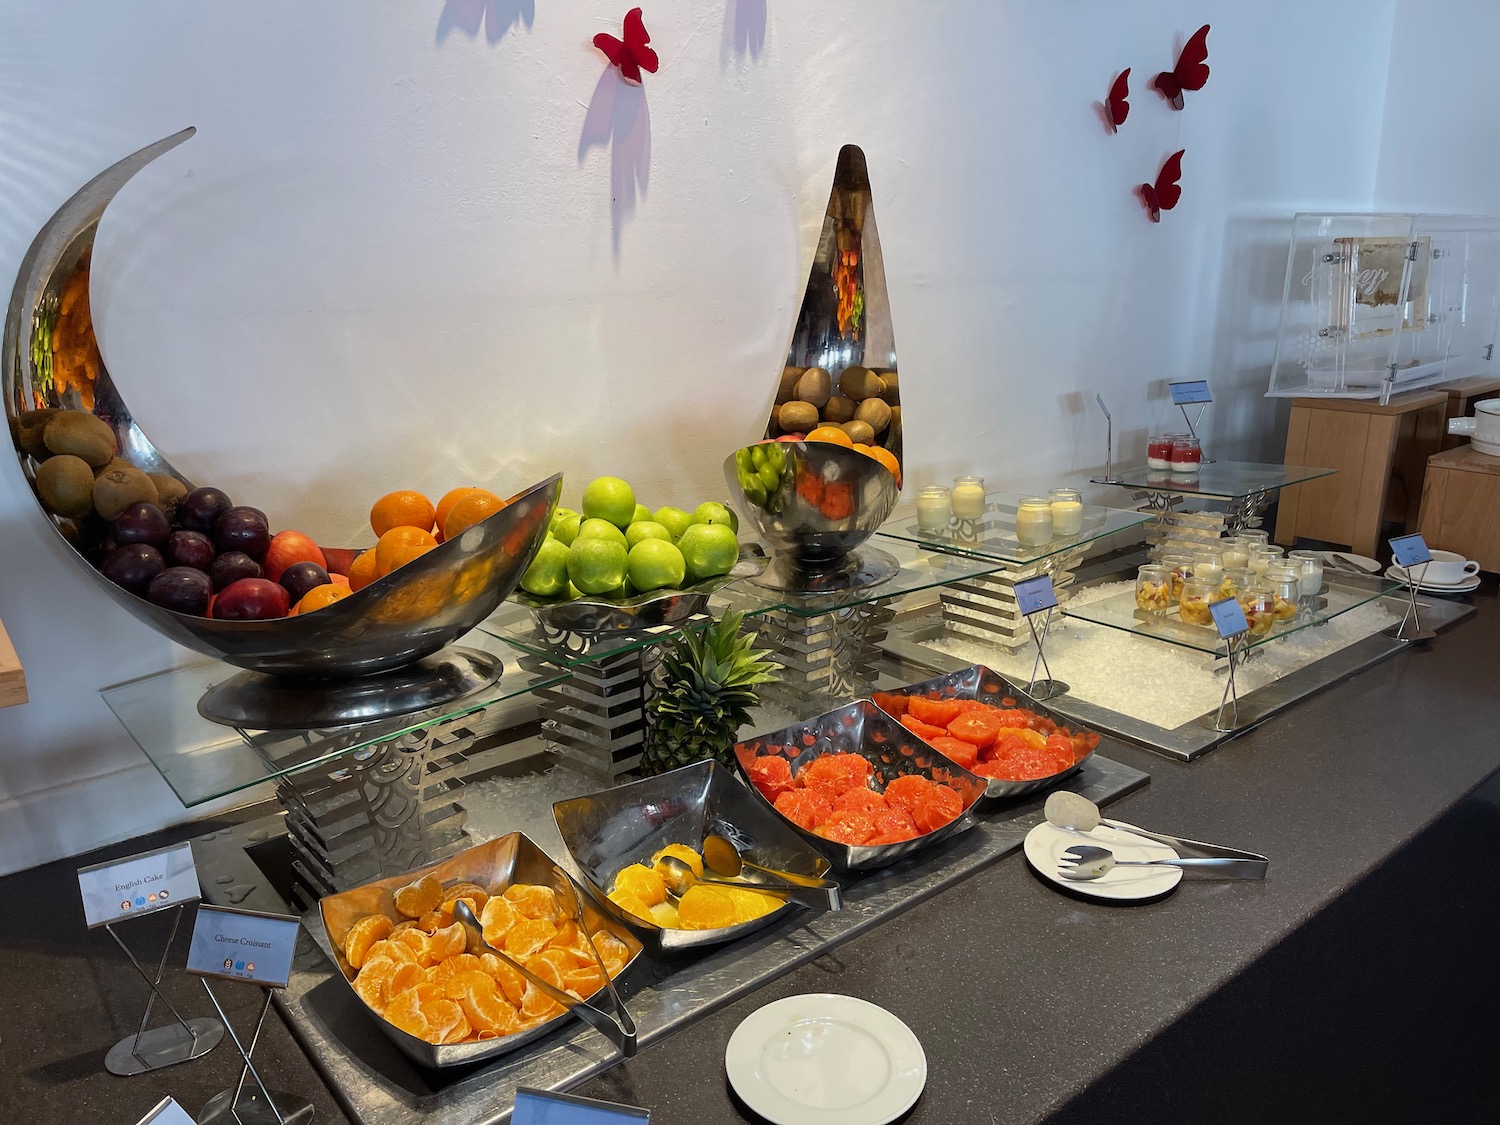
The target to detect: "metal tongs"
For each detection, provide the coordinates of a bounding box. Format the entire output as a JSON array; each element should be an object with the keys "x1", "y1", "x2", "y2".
[
  {"x1": 453, "y1": 879, "x2": 638, "y2": 1057},
  {"x1": 1045, "y1": 791, "x2": 1268, "y2": 880}
]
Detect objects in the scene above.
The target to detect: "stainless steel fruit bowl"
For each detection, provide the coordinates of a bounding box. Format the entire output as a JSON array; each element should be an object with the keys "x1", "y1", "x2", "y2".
[
  {"x1": 3, "y1": 128, "x2": 560, "y2": 680},
  {"x1": 553, "y1": 760, "x2": 836, "y2": 953},
  {"x1": 873, "y1": 665, "x2": 1103, "y2": 800},
  {"x1": 724, "y1": 441, "x2": 900, "y2": 592},
  {"x1": 732, "y1": 699, "x2": 988, "y2": 871},
  {"x1": 316, "y1": 831, "x2": 644, "y2": 1069}
]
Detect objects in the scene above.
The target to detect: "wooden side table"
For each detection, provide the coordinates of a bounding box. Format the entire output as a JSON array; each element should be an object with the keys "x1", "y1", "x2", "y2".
[
  {"x1": 1275, "y1": 389, "x2": 1447, "y2": 557},
  {"x1": 1437, "y1": 374, "x2": 1500, "y2": 450},
  {"x1": 0, "y1": 620, "x2": 25, "y2": 708},
  {"x1": 1418, "y1": 445, "x2": 1500, "y2": 571}
]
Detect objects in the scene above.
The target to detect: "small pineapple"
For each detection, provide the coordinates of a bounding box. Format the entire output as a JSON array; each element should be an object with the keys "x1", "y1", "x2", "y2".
[{"x1": 641, "y1": 609, "x2": 779, "y2": 775}]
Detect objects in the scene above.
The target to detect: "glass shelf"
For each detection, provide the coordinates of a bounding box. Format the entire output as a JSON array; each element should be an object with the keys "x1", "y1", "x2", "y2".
[
  {"x1": 1102, "y1": 461, "x2": 1338, "y2": 501},
  {"x1": 102, "y1": 630, "x2": 570, "y2": 808},
  {"x1": 721, "y1": 538, "x2": 1008, "y2": 619},
  {"x1": 1061, "y1": 571, "x2": 1404, "y2": 656},
  {"x1": 479, "y1": 601, "x2": 711, "y2": 669},
  {"x1": 875, "y1": 491, "x2": 1152, "y2": 565}
]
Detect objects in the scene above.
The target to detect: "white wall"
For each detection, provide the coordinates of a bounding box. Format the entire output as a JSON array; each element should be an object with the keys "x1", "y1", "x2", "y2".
[{"x1": 0, "y1": 0, "x2": 1400, "y2": 874}]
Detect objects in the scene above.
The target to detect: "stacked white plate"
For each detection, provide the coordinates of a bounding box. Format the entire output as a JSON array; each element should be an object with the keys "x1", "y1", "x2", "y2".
[{"x1": 1384, "y1": 564, "x2": 1481, "y2": 595}]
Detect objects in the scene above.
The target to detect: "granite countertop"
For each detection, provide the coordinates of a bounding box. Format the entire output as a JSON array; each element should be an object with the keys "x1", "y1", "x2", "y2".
[{"x1": 4, "y1": 587, "x2": 1498, "y2": 1125}]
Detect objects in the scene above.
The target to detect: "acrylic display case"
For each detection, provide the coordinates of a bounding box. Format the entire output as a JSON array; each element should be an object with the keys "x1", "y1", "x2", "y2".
[{"x1": 1267, "y1": 213, "x2": 1500, "y2": 403}]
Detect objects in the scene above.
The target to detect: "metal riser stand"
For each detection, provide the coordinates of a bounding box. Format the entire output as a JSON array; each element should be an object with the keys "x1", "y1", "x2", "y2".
[
  {"x1": 279, "y1": 718, "x2": 479, "y2": 910},
  {"x1": 751, "y1": 602, "x2": 894, "y2": 714},
  {"x1": 522, "y1": 647, "x2": 659, "y2": 784},
  {"x1": 937, "y1": 553, "x2": 1083, "y2": 651},
  {"x1": 1140, "y1": 487, "x2": 1272, "y2": 557}
]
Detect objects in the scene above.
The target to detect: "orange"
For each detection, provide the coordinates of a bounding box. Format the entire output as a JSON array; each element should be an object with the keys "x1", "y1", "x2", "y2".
[
  {"x1": 348, "y1": 548, "x2": 379, "y2": 592},
  {"x1": 454, "y1": 973, "x2": 520, "y2": 1036},
  {"x1": 430, "y1": 954, "x2": 482, "y2": 983},
  {"x1": 520, "y1": 983, "x2": 565, "y2": 1023},
  {"x1": 592, "y1": 932, "x2": 630, "y2": 976},
  {"x1": 563, "y1": 965, "x2": 606, "y2": 1000},
  {"x1": 503, "y1": 883, "x2": 559, "y2": 921},
  {"x1": 443, "y1": 490, "x2": 507, "y2": 542},
  {"x1": 393, "y1": 872, "x2": 444, "y2": 918},
  {"x1": 366, "y1": 938, "x2": 416, "y2": 966},
  {"x1": 296, "y1": 584, "x2": 351, "y2": 615},
  {"x1": 503, "y1": 918, "x2": 556, "y2": 959},
  {"x1": 389, "y1": 961, "x2": 428, "y2": 996},
  {"x1": 370, "y1": 490, "x2": 436, "y2": 538},
  {"x1": 434, "y1": 487, "x2": 484, "y2": 543},
  {"x1": 869, "y1": 446, "x2": 901, "y2": 481},
  {"x1": 428, "y1": 921, "x2": 468, "y2": 961},
  {"x1": 479, "y1": 952, "x2": 528, "y2": 1006},
  {"x1": 376, "y1": 526, "x2": 438, "y2": 577},
  {"x1": 344, "y1": 914, "x2": 393, "y2": 969},
  {"x1": 479, "y1": 896, "x2": 520, "y2": 947},
  {"x1": 385, "y1": 988, "x2": 431, "y2": 1040},
  {"x1": 522, "y1": 954, "x2": 565, "y2": 990},
  {"x1": 806, "y1": 425, "x2": 853, "y2": 448}
]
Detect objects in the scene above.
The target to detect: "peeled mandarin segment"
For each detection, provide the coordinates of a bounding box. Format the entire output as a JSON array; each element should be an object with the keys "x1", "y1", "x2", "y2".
[
  {"x1": 388, "y1": 961, "x2": 428, "y2": 997},
  {"x1": 421, "y1": 997, "x2": 469, "y2": 1045},
  {"x1": 522, "y1": 955, "x2": 565, "y2": 990},
  {"x1": 503, "y1": 918, "x2": 556, "y2": 959},
  {"x1": 611, "y1": 863, "x2": 667, "y2": 907},
  {"x1": 479, "y1": 896, "x2": 520, "y2": 947},
  {"x1": 354, "y1": 964, "x2": 393, "y2": 1013},
  {"x1": 384, "y1": 989, "x2": 430, "y2": 1041},
  {"x1": 503, "y1": 883, "x2": 560, "y2": 921},
  {"x1": 345, "y1": 913, "x2": 394, "y2": 969},
  {"x1": 520, "y1": 983, "x2": 565, "y2": 1022},
  {"x1": 479, "y1": 953, "x2": 528, "y2": 1007},
  {"x1": 547, "y1": 920, "x2": 581, "y2": 950},
  {"x1": 367, "y1": 938, "x2": 417, "y2": 965},
  {"x1": 441, "y1": 882, "x2": 489, "y2": 912},
  {"x1": 392, "y1": 873, "x2": 444, "y2": 919},
  {"x1": 392, "y1": 928, "x2": 435, "y2": 966},
  {"x1": 592, "y1": 932, "x2": 630, "y2": 975},
  {"x1": 455, "y1": 974, "x2": 519, "y2": 1036},
  {"x1": 442, "y1": 969, "x2": 497, "y2": 1003},
  {"x1": 428, "y1": 920, "x2": 468, "y2": 961},
  {"x1": 391, "y1": 920, "x2": 422, "y2": 934},
  {"x1": 429, "y1": 953, "x2": 481, "y2": 983},
  {"x1": 563, "y1": 966, "x2": 606, "y2": 1000},
  {"x1": 649, "y1": 843, "x2": 704, "y2": 880}
]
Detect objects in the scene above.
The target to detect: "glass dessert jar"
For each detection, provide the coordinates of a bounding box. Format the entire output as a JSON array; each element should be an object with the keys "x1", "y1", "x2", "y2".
[
  {"x1": 1288, "y1": 549, "x2": 1324, "y2": 597},
  {"x1": 1219, "y1": 536, "x2": 1251, "y2": 570},
  {"x1": 1178, "y1": 576, "x2": 1215, "y2": 627},
  {"x1": 1217, "y1": 567, "x2": 1254, "y2": 601},
  {"x1": 1048, "y1": 488, "x2": 1084, "y2": 536},
  {"x1": 1237, "y1": 583, "x2": 1277, "y2": 636},
  {"x1": 951, "y1": 476, "x2": 986, "y2": 520},
  {"x1": 1192, "y1": 551, "x2": 1224, "y2": 588},
  {"x1": 916, "y1": 485, "x2": 952, "y2": 533},
  {"x1": 1265, "y1": 565, "x2": 1301, "y2": 623},
  {"x1": 1237, "y1": 529, "x2": 1270, "y2": 549},
  {"x1": 1146, "y1": 434, "x2": 1175, "y2": 471},
  {"x1": 1015, "y1": 497, "x2": 1054, "y2": 546},
  {"x1": 1136, "y1": 564, "x2": 1173, "y2": 615},
  {"x1": 1170, "y1": 435, "x2": 1202, "y2": 474},
  {"x1": 1248, "y1": 545, "x2": 1284, "y2": 578},
  {"x1": 1160, "y1": 553, "x2": 1194, "y2": 600}
]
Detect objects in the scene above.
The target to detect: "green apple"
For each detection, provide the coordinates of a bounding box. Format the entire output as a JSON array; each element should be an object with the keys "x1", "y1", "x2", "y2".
[
  {"x1": 576, "y1": 517, "x2": 628, "y2": 549},
  {"x1": 626, "y1": 520, "x2": 673, "y2": 548},
  {"x1": 677, "y1": 523, "x2": 739, "y2": 581},
  {"x1": 582, "y1": 476, "x2": 637, "y2": 529},
  {"x1": 631, "y1": 504, "x2": 653, "y2": 524},
  {"x1": 567, "y1": 538, "x2": 628, "y2": 596},
  {"x1": 691, "y1": 500, "x2": 738, "y2": 534},
  {"x1": 551, "y1": 510, "x2": 583, "y2": 546},
  {"x1": 654, "y1": 506, "x2": 693, "y2": 540},
  {"x1": 519, "y1": 537, "x2": 571, "y2": 598},
  {"x1": 627, "y1": 539, "x2": 687, "y2": 592}
]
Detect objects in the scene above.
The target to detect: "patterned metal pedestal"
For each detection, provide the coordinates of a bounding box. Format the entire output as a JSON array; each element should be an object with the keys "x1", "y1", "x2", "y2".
[
  {"x1": 279, "y1": 715, "x2": 479, "y2": 910},
  {"x1": 1139, "y1": 488, "x2": 1272, "y2": 559},
  {"x1": 939, "y1": 549, "x2": 1083, "y2": 650},
  {"x1": 751, "y1": 602, "x2": 895, "y2": 714},
  {"x1": 522, "y1": 645, "x2": 660, "y2": 784}
]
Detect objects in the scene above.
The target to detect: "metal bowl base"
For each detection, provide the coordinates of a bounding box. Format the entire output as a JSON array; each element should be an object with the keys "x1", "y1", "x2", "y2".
[
  {"x1": 197, "y1": 646, "x2": 502, "y2": 729},
  {"x1": 752, "y1": 545, "x2": 901, "y2": 594}
]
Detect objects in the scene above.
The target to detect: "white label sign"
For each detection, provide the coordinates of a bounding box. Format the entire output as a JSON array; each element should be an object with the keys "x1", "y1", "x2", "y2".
[
  {"x1": 513, "y1": 1088, "x2": 650, "y2": 1125},
  {"x1": 77, "y1": 842, "x2": 200, "y2": 929},
  {"x1": 186, "y1": 905, "x2": 301, "y2": 990}
]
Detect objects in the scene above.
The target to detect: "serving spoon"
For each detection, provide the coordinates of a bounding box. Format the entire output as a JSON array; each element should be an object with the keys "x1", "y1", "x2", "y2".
[
  {"x1": 656, "y1": 854, "x2": 842, "y2": 911},
  {"x1": 1043, "y1": 791, "x2": 1268, "y2": 879},
  {"x1": 1058, "y1": 843, "x2": 1260, "y2": 880}
]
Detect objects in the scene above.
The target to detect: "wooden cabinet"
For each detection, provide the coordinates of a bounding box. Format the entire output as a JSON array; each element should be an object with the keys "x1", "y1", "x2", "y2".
[
  {"x1": 1418, "y1": 445, "x2": 1500, "y2": 572},
  {"x1": 0, "y1": 620, "x2": 25, "y2": 709}
]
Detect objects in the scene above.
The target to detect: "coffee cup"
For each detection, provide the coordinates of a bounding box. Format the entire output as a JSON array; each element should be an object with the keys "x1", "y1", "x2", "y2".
[{"x1": 1399, "y1": 548, "x2": 1479, "y2": 585}]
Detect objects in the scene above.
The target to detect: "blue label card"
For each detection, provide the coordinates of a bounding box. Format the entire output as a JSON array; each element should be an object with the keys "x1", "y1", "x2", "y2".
[
  {"x1": 1169, "y1": 380, "x2": 1212, "y2": 405},
  {"x1": 186, "y1": 905, "x2": 300, "y2": 989},
  {"x1": 1209, "y1": 597, "x2": 1249, "y2": 639},
  {"x1": 77, "y1": 842, "x2": 200, "y2": 929},
  {"x1": 1389, "y1": 534, "x2": 1432, "y2": 568},
  {"x1": 513, "y1": 1088, "x2": 650, "y2": 1125},
  {"x1": 136, "y1": 1097, "x2": 196, "y2": 1125},
  {"x1": 1014, "y1": 575, "x2": 1059, "y2": 616}
]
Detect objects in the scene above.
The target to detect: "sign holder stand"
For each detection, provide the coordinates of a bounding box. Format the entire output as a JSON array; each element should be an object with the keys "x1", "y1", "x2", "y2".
[
  {"x1": 197, "y1": 980, "x2": 314, "y2": 1125},
  {"x1": 1088, "y1": 395, "x2": 1122, "y2": 485},
  {"x1": 1169, "y1": 380, "x2": 1215, "y2": 464},
  {"x1": 1384, "y1": 558, "x2": 1437, "y2": 642},
  {"x1": 1208, "y1": 633, "x2": 1245, "y2": 732},
  {"x1": 102, "y1": 904, "x2": 224, "y2": 1076},
  {"x1": 1025, "y1": 608, "x2": 1067, "y2": 701}
]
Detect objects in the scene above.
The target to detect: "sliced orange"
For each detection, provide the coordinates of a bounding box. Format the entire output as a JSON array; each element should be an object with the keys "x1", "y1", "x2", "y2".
[{"x1": 370, "y1": 490, "x2": 436, "y2": 538}]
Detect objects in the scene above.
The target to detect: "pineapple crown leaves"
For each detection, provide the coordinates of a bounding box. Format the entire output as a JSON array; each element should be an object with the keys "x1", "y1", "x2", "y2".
[{"x1": 649, "y1": 610, "x2": 779, "y2": 718}]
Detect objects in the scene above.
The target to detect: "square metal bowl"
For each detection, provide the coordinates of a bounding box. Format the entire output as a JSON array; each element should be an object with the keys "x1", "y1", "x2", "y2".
[
  {"x1": 873, "y1": 665, "x2": 1102, "y2": 799},
  {"x1": 552, "y1": 760, "x2": 835, "y2": 953},
  {"x1": 732, "y1": 700, "x2": 988, "y2": 871},
  {"x1": 317, "y1": 832, "x2": 644, "y2": 1068}
]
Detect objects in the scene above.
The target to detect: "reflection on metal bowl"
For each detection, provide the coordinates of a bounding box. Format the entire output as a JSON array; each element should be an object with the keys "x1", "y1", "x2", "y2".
[
  {"x1": 733, "y1": 699, "x2": 987, "y2": 871},
  {"x1": 874, "y1": 665, "x2": 1102, "y2": 800},
  {"x1": 723, "y1": 442, "x2": 899, "y2": 592},
  {"x1": 553, "y1": 761, "x2": 836, "y2": 953},
  {"x1": 316, "y1": 832, "x2": 644, "y2": 1069},
  {"x1": 2, "y1": 128, "x2": 561, "y2": 680}
]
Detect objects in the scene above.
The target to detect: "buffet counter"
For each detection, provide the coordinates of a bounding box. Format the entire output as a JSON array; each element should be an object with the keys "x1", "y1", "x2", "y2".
[{"x1": 4, "y1": 587, "x2": 1497, "y2": 1125}]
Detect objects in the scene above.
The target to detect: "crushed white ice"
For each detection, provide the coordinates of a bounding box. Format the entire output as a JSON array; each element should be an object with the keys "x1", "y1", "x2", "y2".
[
  {"x1": 928, "y1": 579, "x2": 1400, "y2": 730},
  {"x1": 462, "y1": 765, "x2": 601, "y2": 862}
]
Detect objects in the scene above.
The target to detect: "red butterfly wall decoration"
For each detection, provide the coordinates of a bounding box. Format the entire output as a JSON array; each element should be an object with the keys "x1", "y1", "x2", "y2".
[
  {"x1": 594, "y1": 7, "x2": 659, "y2": 85},
  {"x1": 1139, "y1": 150, "x2": 1185, "y2": 222},
  {"x1": 1106, "y1": 69, "x2": 1130, "y2": 132},
  {"x1": 1154, "y1": 25, "x2": 1210, "y2": 110}
]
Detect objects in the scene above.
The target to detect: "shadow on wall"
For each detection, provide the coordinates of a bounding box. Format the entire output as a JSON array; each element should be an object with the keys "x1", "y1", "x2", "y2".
[
  {"x1": 436, "y1": 0, "x2": 535, "y2": 44},
  {"x1": 722, "y1": 0, "x2": 767, "y2": 62},
  {"x1": 578, "y1": 68, "x2": 651, "y2": 261}
]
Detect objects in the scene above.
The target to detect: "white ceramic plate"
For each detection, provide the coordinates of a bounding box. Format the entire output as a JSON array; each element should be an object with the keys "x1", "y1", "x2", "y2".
[
  {"x1": 1024, "y1": 821, "x2": 1182, "y2": 901},
  {"x1": 725, "y1": 994, "x2": 927, "y2": 1125},
  {"x1": 1316, "y1": 550, "x2": 1382, "y2": 574},
  {"x1": 1383, "y1": 564, "x2": 1481, "y2": 594}
]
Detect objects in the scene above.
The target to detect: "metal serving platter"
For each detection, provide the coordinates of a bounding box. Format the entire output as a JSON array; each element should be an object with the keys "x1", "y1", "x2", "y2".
[
  {"x1": 874, "y1": 665, "x2": 1103, "y2": 799},
  {"x1": 317, "y1": 832, "x2": 644, "y2": 1068},
  {"x1": 511, "y1": 545, "x2": 766, "y2": 634},
  {"x1": 732, "y1": 700, "x2": 988, "y2": 871},
  {"x1": 552, "y1": 761, "x2": 836, "y2": 953}
]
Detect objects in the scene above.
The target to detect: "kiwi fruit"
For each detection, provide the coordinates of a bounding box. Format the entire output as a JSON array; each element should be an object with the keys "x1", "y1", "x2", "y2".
[
  {"x1": 776, "y1": 366, "x2": 803, "y2": 405},
  {"x1": 35, "y1": 454, "x2": 96, "y2": 518},
  {"x1": 878, "y1": 370, "x2": 900, "y2": 404},
  {"x1": 16, "y1": 408, "x2": 61, "y2": 458},
  {"x1": 838, "y1": 366, "x2": 886, "y2": 402},
  {"x1": 149, "y1": 473, "x2": 189, "y2": 524},
  {"x1": 796, "y1": 367, "x2": 832, "y2": 409},
  {"x1": 854, "y1": 398, "x2": 892, "y2": 435},
  {"x1": 777, "y1": 400, "x2": 820, "y2": 435},
  {"x1": 841, "y1": 420, "x2": 876, "y2": 446},
  {"x1": 93, "y1": 461, "x2": 157, "y2": 521},
  {"x1": 822, "y1": 395, "x2": 856, "y2": 424},
  {"x1": 44, "y1": 411, "x2": 115, "y2": 468}
]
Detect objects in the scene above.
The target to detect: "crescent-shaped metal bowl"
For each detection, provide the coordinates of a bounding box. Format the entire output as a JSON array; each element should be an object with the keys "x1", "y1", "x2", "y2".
[
  {"x1": 732, "y1": 699, "x2": 988, "y2": 871},
  {"x1": 3, "y1": 128, "x2": 560, "y2": 678},
  {"x1": 723, "y1": 441, "x2": 899, "y2": 568},
  {"x1": 870, "y1": 665, "x2": 1103, "y2": 800}
]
